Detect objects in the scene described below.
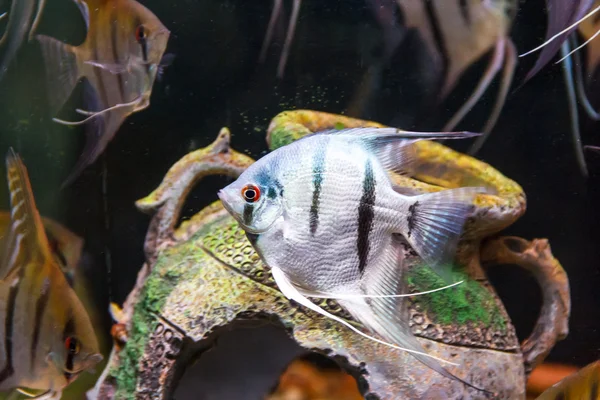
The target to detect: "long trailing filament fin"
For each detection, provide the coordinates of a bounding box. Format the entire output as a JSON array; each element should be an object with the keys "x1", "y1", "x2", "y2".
[
  {"x1": 271, "y1": 267, "x2": 459, "y2": 366},
  {"x1": 303, "y1": 280, "x2": 464, "y2": 299},
  {"x1": 519, "y1": 3, "x2": 600, "y2": 58},
  {"x1": 52, "y1": 97, "x2": 141, "y2": 126}
]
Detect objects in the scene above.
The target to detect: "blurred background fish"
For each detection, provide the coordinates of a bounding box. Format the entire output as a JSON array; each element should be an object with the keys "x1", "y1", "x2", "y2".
[
  {"x1": 266, "y1": 353, "x2": 363, "y2": 400},
  {"x1": 0, "y1": 0, "x2": 46, "y2": 81},
  {"x1": 535, "y1": 360, "x2": 600, "y2": 399},
  {"x1": 0, "y1": 211, "x2": 83, "y2": 285},
  {"x1": 259, "y1": 0, "x2": 302, "y2": 78},
  {"x1": 362, "y1": 0, "x2": 518, "y2": 154},
  {"x1": 36, "y1": 0, "x2": 170, "y2": 187},
  {"x1": 0, "y1": 149, "x2": 102, "y2": 399},
  {"x1": 518, "y1": 0, "x2": 600, "y2": 176}
]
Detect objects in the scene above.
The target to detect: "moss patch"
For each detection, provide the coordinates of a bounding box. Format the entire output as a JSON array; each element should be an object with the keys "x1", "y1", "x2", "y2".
[
  {"x1": 407, "y1": 265, "x2": 506, "y2": 331},
  {"x1": 269, "y1": 127, "x2": 296, "y2": 150},
  {"x1": 333, "y1": 121, "x2": 346, "y2": 130},
  {"x1": 110, "y1": 249, "x2": 188, "y2": 399}
]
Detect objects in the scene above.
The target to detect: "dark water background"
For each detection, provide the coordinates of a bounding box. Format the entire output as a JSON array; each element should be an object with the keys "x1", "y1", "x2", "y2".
[{"x1": 0, "y1": 0, "x2": 599, "y2": 397}]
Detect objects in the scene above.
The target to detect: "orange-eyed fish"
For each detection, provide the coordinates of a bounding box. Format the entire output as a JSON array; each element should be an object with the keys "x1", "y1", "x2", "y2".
[
  {"x1": 0, "y1": 149, "x2": 102, "y2": 399},
  {"x1": 36, "y1": 0, "x2": 170, "y2": 187},
  {"x1": 0, "y1": 212, "x2": 83, "y2": 285},
  {"x1": 0, "y1": 0, "x2": 45, "y2": 81},
  {"x1": 218, "y1": 127, "x2": 490, "y2": 392}
]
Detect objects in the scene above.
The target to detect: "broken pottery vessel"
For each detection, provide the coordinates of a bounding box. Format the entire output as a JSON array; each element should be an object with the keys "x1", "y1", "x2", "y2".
[{"x1": 89, "y1": 111, "x2": 570, "y2": 400}]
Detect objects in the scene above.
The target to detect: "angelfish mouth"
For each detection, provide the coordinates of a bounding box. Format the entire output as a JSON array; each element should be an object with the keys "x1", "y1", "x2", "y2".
[{"x1": 218, "y1": 190, "x2": 267, "y2": 235}]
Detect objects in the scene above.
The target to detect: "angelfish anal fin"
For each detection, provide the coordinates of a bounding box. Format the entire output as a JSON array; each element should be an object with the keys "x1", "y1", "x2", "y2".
[{"x1": 338, "y1": 236, "x2": 491, "y2": 394}]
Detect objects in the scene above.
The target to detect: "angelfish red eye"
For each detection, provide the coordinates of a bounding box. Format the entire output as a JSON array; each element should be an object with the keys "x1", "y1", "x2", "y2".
[
  {"x1": 65, "y1": 336, "x2": 81, "y2": 355},
  {"x1": 135, "y1": 25, "x2": 146, "y2": 42},
  {"x1": 241, "y1": 184, "x2": 260, "y2": 203}
]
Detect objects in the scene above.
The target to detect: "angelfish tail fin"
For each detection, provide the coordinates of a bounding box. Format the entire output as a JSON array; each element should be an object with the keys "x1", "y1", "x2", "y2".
[
  {"x1": 399, "y1": 187, "x2": 489, "y2": 278},
  {"x1": 36, "y1": 34, "x2": 81, "y2": 115}
]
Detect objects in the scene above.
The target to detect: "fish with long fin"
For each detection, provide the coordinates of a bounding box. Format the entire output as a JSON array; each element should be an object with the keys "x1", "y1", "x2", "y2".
[
  {"x1": 0, "y1": 149, "x2": 102, "y2": 399},
  {"x1": 520, "y1": 0, "x2": 594, "y2": 82},
  {"x1": 259, "y1": 0, "x2": 301, "y2": 78},
  {"x1": 36, "y1": 0, "x2": 170, "y2": 187},
  {"x1": 518, "y1": 1, "x2": 600, "y2": 175},
  {"x1": 357, "y1": 0, "x2": 518, "y2": 155},
  {"x1": 218, "y1": 127, "x2": 491, "y2": 392},
  {"x1": 0, "y1": 0, "x2": 45, "y2": 81}
]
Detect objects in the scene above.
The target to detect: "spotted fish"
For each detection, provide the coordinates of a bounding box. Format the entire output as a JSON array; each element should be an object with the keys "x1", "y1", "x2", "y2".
[
  {"x1": 0, "y1": 149, "x2": 102, "y2": 399},
  {"x1": 218, "y1": 127, "x2": 490, "y2": 391}
]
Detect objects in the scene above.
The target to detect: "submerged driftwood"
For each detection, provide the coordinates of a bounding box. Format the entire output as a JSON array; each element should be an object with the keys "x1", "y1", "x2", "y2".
[{"x1": 89, "y1": 113, "x2": 570, "y2": 400}]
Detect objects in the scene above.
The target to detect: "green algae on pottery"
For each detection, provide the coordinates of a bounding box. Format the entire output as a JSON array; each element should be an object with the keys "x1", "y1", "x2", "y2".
[{"x1": 90, "y1": 113, "x2": 570, "y2": 400}]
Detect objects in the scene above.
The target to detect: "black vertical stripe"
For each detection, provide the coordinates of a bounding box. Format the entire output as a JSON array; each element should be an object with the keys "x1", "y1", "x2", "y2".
[
  {"x1": 0, "y1": 277, "x2": 21, "y2": 383},
  {"x1": 309, "y1": 147, "x2": 326, "y2": 235},
  {"x1": 243, "y1": 204, "x2": 254, "y2": 226},
  {"x1": 590, "y1": 377, "x2": 598, "y2": 400},
  {"x1": 63, "y1": 315, "x2": 75, "y2": 381},
  {"x1": 357, "y1": 160, "x2": 376, "y2": 274},
  {"x1": 458, "y1": 0, "x2": 471, "y2": 25},
  {"x1": 424, "y1": 0, "x2": 450, "y2": 88},
  {"x1": 30, "y1": 278, "x2": 51, "y2": 370},
  {"x1": 110, "y1": 13, "x2": 126, "y2": 102},
  {"x1": 407, "y1": 201, "x2": 419, "y2": 238}
]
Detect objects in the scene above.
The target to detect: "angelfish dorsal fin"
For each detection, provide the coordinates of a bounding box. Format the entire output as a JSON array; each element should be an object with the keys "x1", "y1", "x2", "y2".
[
  {"x1": 0, "y1": 149, "x2": 52, "y2": 279},
  {"x1": 306, "y1": 127, "x2": 480, "y2": 175}
]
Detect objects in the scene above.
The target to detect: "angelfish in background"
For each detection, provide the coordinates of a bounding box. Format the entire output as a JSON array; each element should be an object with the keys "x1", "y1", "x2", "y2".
[
  {"x1": 0, "y1": 211, "x2": 83, "y2": 285},
  {"x1": 520, "y1": 0, "x2": 594, "y2": 82},
  {"x1": 0, "y1": 149, "x2": 102, "y2": 399},
  {"x1": 36, "y1": 0, "x2": 171, "y2": 187},
  {"x1": 259, "y1": 0, "x2": 301, "y2": 78},
  {"x1": 518, "y1": 0, "x2": 600, "y2": 176},
  {"x1": 358, "y1": 0, "x2": 519, "y2": 155},
  {"x1": 0, "y1": 0, "x2": 46, "y2": 81},
  {"x1": 535, "y1": 361, "x2": 600, "y2": 399},
  {"x1": 218, "y1": 127, "x2": 490, "y2": 391}
]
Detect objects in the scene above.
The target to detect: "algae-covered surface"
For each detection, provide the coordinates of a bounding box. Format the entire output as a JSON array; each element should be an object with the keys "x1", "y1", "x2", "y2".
[
  {"x1": 408, "y1": 266, "x2": 507, "y2": 331},
  {"x1": 107, "y1": 210, "x2": 519, "y2": 398}
]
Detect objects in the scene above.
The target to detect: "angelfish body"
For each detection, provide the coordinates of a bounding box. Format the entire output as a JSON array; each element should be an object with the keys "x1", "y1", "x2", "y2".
[
  {"x1": 36, "y1": 0, "x2": 170, "y2": 186},
  {"x1": 218, "y1": 128, "x2": 487, "y2": 389},
  {"x1": 0, "y1": 150, "x2": 102, "y2": 398},
  {"x1": 0, "y1": 212, "x2": 84, "y2": 283}
]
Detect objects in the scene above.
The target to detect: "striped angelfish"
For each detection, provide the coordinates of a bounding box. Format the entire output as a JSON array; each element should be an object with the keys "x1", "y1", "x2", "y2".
[
  {"x1": 35, "y1": 0, "x2": 171, "y2": 187},
  {"x1": 218, "y1": 127, "x2": 490, "y2": 393},
  {"x1": 0, "y1": 211, "x2": 84, "y2": 285},
  {"x1": 0, "y1": 149, "x2": 102, "y2": 399},
  {"x1": 368, "y1": 0, "x2": 517, "y2": 147}
]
